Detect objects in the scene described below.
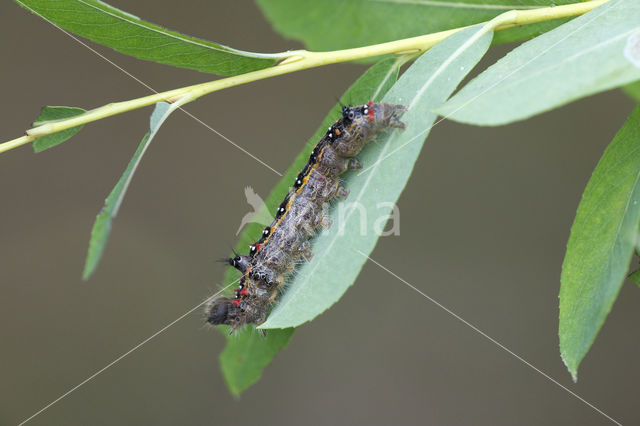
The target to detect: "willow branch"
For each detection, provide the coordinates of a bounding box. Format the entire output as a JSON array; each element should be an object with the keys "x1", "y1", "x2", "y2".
[{"x1": 0, "y1": 0, "x2": 609, "y2": 155}]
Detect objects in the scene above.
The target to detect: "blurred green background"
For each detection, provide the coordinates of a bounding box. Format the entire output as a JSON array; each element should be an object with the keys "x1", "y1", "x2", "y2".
[{"x1": 1, "y1": 1, "x2": 638, "y2": 425}]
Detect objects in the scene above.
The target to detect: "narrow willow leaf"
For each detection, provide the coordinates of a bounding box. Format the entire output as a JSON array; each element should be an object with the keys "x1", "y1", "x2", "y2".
[
  {"x1": 437, "y1": 0, "x2": 640, "y2": 126},
  {"x1": 219, "y1": 56, "x2": 403, "y2": 395},
  {"x1": 83, "y1": 101, "x2": 177, "y2": 280},
  {"x1": 219, "y1": 327, "x2": 293, "y2": 396},
  {"x1": 257, "y1": 0, "x2": 569, "y2": 54},
  {"x1": 32, "y1": 106, "x2": 86, "y2": 152},
  {"x1": 262, "y1": 25, "x2": 494, "y2": 329},
  {"x1": 15, "y1": 0, "x2": 278, "y2": 76},
  {"x1": 559, "y1": 104, "x2": 640, "y2": 381},
  {"x1": 622, "y1": 80, "x2": 640, "y2": 101},
  {"x1": 628, "y1": 269, "x2": 640, "y2": 288}
]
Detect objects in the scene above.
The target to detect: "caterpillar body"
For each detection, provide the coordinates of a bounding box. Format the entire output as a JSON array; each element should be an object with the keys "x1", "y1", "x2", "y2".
[{"x1": 206, "y1": 102, "x2": 407, "y2": 332}]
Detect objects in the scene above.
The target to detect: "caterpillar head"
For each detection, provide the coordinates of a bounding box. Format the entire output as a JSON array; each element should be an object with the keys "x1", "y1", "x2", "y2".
[
  {"x1": 206, "y1": 297, "x2": 246, "y2": 331},
  {"x1": 331, "y1": 102, "x2": 407, "y2": 157},
  {"x1": 340, "y1": 102, "x2": 406, "y2": 129},
  {"x1": 206, "y1": 296, "x2": 269, "y2": 333},
  {"x1": 366, "y1": 102, "x2": 407, "y2": 130}
]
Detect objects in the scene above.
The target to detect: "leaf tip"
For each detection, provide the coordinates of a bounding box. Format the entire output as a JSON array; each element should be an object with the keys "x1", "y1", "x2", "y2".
[
  {"x1": 82, "y1": 246, "x2": 101, "y2": 281},
  {"x1": 81, "y1": 263, "x2": 94, "y2": 281},
  {"x1": 224, "y1": 376, "x2": 243, "y2": 398},
  {"x1": 560, "y1": 351, "x2": 579, "y2": 383},
  {"x1": 571, "y1": 371, "x2": 578, "y2": 383}
]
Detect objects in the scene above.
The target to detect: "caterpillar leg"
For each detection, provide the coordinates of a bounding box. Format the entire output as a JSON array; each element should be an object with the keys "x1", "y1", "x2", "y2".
[
  {"x1": 320, "y1": 215, "x2": 332, "y2": 229},
  {"x1": 336, "y1": 185, "x2": 350, "y2": 199},
  {"x1": 348, "y1": 158, "x2": 362, "y2": 170},
  {"x1": 303, "y1": 248, "x2": 314, "y2": 261},
  {"x1": 299, "y1": 240, "x2": 314, "y2": 261}
]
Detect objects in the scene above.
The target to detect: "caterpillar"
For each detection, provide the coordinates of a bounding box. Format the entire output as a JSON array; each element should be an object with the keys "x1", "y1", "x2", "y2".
[{"x1": 206, "y1": 101, "x2": 407, "y2": 332}]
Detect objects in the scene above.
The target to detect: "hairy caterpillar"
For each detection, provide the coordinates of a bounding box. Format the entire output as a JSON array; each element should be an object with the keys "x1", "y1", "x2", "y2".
[{"x1": 206, "y1": 102, "x2": 407, "y2": 332}]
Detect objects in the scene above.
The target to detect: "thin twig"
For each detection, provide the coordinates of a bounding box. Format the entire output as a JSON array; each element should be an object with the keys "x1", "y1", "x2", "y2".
[{"x1": 0, "y1": 0, "x2": 609, "y2": 155}]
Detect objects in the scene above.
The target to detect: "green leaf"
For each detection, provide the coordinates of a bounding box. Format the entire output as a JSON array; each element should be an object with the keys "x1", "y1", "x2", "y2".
[
  {"x1": 15, "y1": 0, "x2": 279, "y2": 76},
  {"x1": 559, "y1": 104, "x2": 640, "y2": 381},
  {"x1": 262, "y1": 25, "x2": 494, "y2": 329},
  {"x1": 220, "y1": 327, "x2": 294, "y2": 396},
  {"x1": 218, "y1": 56, "x2": 403, "y2": 395},
  {"x1": 436, "y1": 0, "x2": 640, "y2": 126},
  {"x1": 256, "y1": 0, "x2": 570, "y2": 54},
  {"x1": 83, "y1": 101, "x2": 177, "y2": 279},
  {"x1": 622, "y1": 80, "x2": 640, "y2": 101},
  {"x1": 628, "y1": 269, "x2": 640, "y2": 288},
  {"x1": 32, "y1": 106, "x2": 86, "y2": 152}
]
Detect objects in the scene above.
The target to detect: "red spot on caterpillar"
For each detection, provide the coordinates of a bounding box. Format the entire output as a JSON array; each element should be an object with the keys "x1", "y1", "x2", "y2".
[
  {"x1": 249, "y1": 243, "x2": 263, "y2": 253},
  {"x1": 240, "y1": 287, "x2": 249, "y2": 296},
  {"x1": 232, "y1": 299, "x2": 241, "y2": 307},
  {"x1": 367, "y1": 100, "x2": 375, "y2": 121}
]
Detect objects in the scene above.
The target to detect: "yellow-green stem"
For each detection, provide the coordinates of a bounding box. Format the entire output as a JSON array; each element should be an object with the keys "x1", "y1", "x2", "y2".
[{"x1": 0, "y1": 0, "x2": 609, "y2": 155}]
